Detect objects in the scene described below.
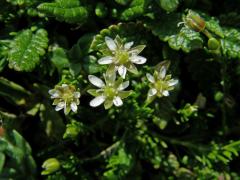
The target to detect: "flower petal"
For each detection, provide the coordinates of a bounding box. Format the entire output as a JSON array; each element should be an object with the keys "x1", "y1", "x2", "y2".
[
  {"x1": 113, "y1": 96, "x2": 123, "y2": 107},
  {"x1": 55, "y1": 102, "x2": 65, "y2": 111},
  {"x1": 105, "y1": 36, "x2": 117, "y2": 51},
  {"x1": 90, "y1": 96, "x2": 106, "y2": 107},
  {"x1": 146, "y1": 73, "x2": 155, "y2": 83},
  {"x1": 127, "y1": 63, "x2": 138, "y2": 74},
  {"x1": 88, "y1": 75, "x2": 105, "y2": 88},
  {"x1": 124, "y1": 41, "x2": 134, "y2": 50},
  {"x1": 49, "y1": 90, "x2": 60, "y2": 98},
  {"x1": 130, "y1": 55, "x2": 147, "y2": 64},
  {"x1": 118, "y1": 65, "x2": 127, "y2": 79},
  {"x1": 159, "y1": 66, "x2": 166, "y2": 79},
  {"x1": 148, "y1": 88, "x2": 157, "y2": 97},
  {"x1": 129, "y1": 45, "x2": 145, "y2": 55},
  {"x1": 70, "y1": 102, "x2": 78, "y2": 112},
  {"x1": 162, "y1": 90, "x2": 169, "y2": 96},
  {"x1": 118, "y1": 81, "x2": 129, "y2": 91},
  {"x1": 98, "y1": 56, "x2": 113, "y2": 65},
  {"x1": 74, "y1": 92, "x2": 81, "y2": 98},
  {"x1": 168, "y1": 79, "x2": 178, "y2": 86}
]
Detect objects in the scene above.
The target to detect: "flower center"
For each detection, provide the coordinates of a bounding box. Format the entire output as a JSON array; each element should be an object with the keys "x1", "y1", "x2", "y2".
[
  {"x1": 115, "y1": 50, "x2": 129, "y2": 64},
  {"x1": 104, "y1": 86, "x2": 117, "y2": 98}
]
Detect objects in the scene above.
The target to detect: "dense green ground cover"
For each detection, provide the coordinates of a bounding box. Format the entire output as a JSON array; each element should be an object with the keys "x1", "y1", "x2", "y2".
[{"x1": 1, "y1": 0, "x2": 240, "y2": 179}]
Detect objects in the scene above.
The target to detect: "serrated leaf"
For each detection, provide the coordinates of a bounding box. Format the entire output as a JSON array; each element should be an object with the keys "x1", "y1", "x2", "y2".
[
  {"x1": 221, "y1": 28, "x2": 240, "y2": 59},
  {"x1": 145, "y1": 13, "x2": 203, "y2": 52},
  {"x1": 120, "y1": 0, "x2": 148, "y2": 20},
  {"x1": 157, "y1": 0, "x2": 179, "y2": 13},
  {"x1": 8, "y1": 28, "x2": 48, "y2": 72},
  {"x1": 37, "y1": 0, "x2": 88, "y2": 24}
]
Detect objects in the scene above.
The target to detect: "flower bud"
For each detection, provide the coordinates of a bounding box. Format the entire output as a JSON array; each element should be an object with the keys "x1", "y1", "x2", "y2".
[
  {"x1": 214, "y1": 91, "x2": 224, "y2": 102},
  {"x1": 63, "y1": 123, "x2": 81, "y2": 139},
  {"x1": 208, "y1": 37, "x2": 220, "y2": 50},
  {"x1": 41, "y1": 158, "x2": 60, "y2": 175},
  {"x1": 95, "y1": 3, "x2": 108, "y2": 18},
  {"x1": 185, "y1": 10, "x2": 206, "y2": 32}
]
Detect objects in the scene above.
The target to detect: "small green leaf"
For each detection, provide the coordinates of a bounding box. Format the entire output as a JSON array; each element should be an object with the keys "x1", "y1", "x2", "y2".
[
  {"x1": 51, "y1": 47, "x2": 69, "y2": 72},
  {"x1": 37, "y1": 0, "x2": 88, "y2": 24},
  {"x1": 0, "y1": 153, "x2": 5, "y2": 173},
  {"x1": 0, "y1": 77, "x2": 30, "y2": 106},
  {"x1": 157, "y1": 0, "x2": 179, "y2": 13},
  {"x1": 8, "y1": 28, "x2": 48, "y2": 72}
]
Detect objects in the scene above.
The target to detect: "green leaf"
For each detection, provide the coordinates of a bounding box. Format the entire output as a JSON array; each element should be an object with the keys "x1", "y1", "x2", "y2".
[
  {"x1": 0, "y1": 130, "x2": 36, "y2": 178},
  {"x1": 120, "y1": 0, "x2": 148, "y2": 20},
  {"x1": 51, "y1": 47, "x2": 69, "y2": 72},
  {"x1": 145, "y1": 13, "x2": 203, "y2": 52},
  {"x1": 0, "y1": 153, "x2": 5, "y2": 173},
  {"x1": 221, "y1": 28, "x2": 240, "y2": 59},
  {"x1": 37, "y1": 0, "x2": 88, "y2": 24},
  {"x1": 103, "y1": 144, "x2": 133, "y2": 179},
  {"x1": 157, "y1": 0, "x2": 179, "y2": 13},
  {"x1": 0, "y1": 77, "x2": 30, "y2": 106},
  {"x1": 8, "y1": 28, "x2": 48, "y2": 72}
]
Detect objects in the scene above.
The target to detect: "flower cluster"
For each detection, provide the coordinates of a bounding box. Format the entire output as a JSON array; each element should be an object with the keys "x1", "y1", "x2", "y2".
[
  {"x1": 98, "y1": 36, "x2": 146, "y2": 79},
  {"x1": 88, "y1": 73, "x2": 132, "y2": 109},
  {"x1": 146, "y1": 61, "x2": 178, "y2": 100},
  {"x1": 48, "y1": 36, "x2": 178, "y2": 113},
  {"x1": 48, "y1": 84, "x2": 80, "y2": 114}
]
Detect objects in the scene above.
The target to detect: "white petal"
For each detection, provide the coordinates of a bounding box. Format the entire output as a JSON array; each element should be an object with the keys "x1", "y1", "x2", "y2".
[
  {"x1": 90, "y1": 96, "x2": 106, "y2": 107},
  {"x1": 124, "y1": 41, "x2": 134, "y2": 50},
  {"x1": 49, "y1": 90, "x2": 60, "y2": 98},
  {"x1": 48, "y1": 89, "x2": 56, "y2": 95},
  {"x1": 74, "y1": 92, "x2": 81, "y2": 98},
  {"x1": 98, "y1": 56, "x2": 113, "y2": 65},
  {"x1": 105, "y1": 36, "x2": 117, "y2": 51},
  {"x1": 61, "y1": 84, "x2": 68, "y2": 88},
  {"x1": 159, "y1": 66, "x2": 166, "y2": 79},
  {"x1": 146, "y1": 73, "x2": 155, "y2": 83},
  {"x1": 130, "y1": 55, "x2": 147, "y2": 64},
  {"x1": 88, "y1": 75, "x2": 105, "y2": 88},
  {"x1": 162, "y1": 90, "x2": 169, "y2": 96},
  {"x1": 118, "y1": 65, "x2": 127, "y2": 79},
  {"x1": 55, "y1": 102, "x2": 65, "y2": 111},
  {"x1": 70, "y1": 102, "x2": 78, "y2": 112},
  {"x1": 168, "y1": 79, "x2": 178, "y2": 86},
  {"x1": 113, "y1": 96, "x2": 123, "y2": 107},
  {"x1": 148, "y1": 88, "x2": 157, "y2": 97},
  {"x1": 118, "y1": 81, "x2": 129, "y2": 91}
]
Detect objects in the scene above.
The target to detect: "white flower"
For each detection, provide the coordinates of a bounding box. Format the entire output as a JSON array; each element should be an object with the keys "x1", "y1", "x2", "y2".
[
  {"x1": 48, "y1": 84, "x2": 80, "y2": 114},
  {"x1": 146, "y1": 62, "x2": 178, "y2": 100},
  {"x1": 87, "y1": 73, "x2": 132, "y2": 109},
  {"x1": 98, "y1": 35, "x2": 146, "y2": 79}
]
